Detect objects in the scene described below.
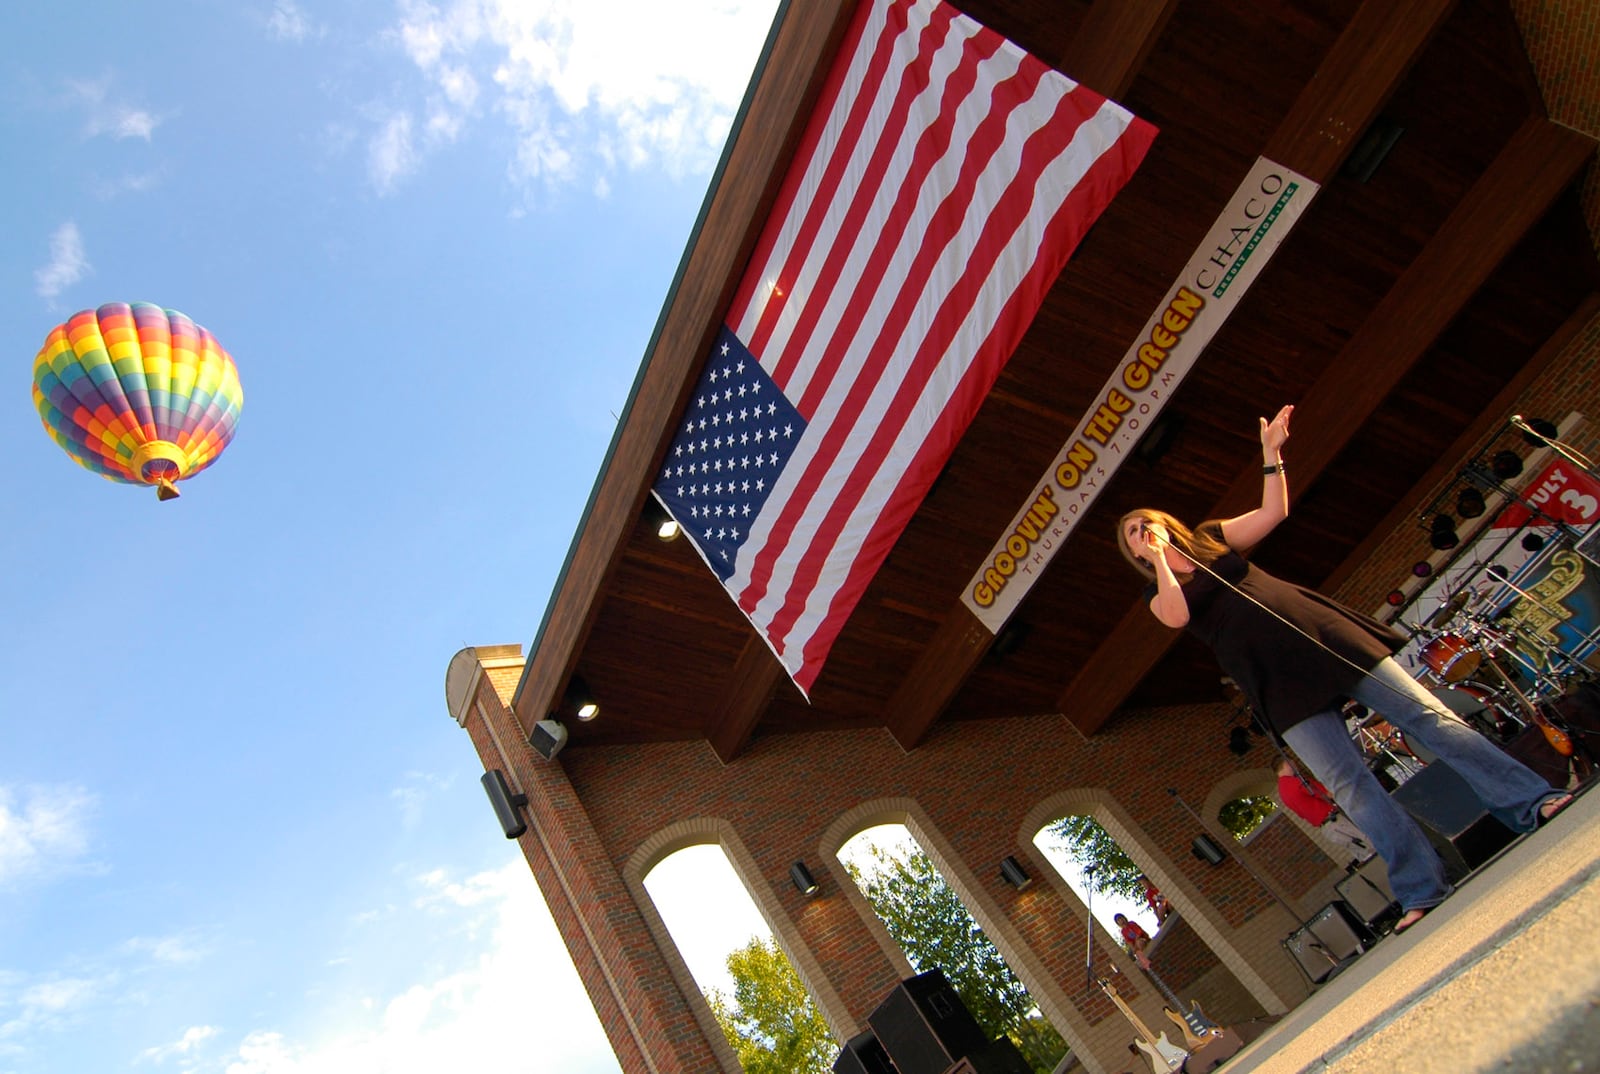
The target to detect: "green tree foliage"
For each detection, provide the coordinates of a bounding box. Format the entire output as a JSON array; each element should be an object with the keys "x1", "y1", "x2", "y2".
[
  {"x1": 1218, "y1": 794, "x2": 1278, "y2": 841},
  {"x1": 1043, "y1": 814, "x2": 1144, "y2": 901},
  {"x1": 707, "y1": 936, "x2": 836, "y2": 1074},
  {"x1": 847, "y1": 844, "x2": 1069, "y2": 1074}
]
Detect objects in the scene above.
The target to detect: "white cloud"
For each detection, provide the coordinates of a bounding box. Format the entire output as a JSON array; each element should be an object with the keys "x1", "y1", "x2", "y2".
[
  {"x1": 389, "y1": 772, "x2": 450, "y2": 829},
  {"x1": 122, "y1": 933, "x2": 207, "y2": 965},
  {"x1": 139, "y1": 1025, "x2": 219, "y2": 1064},
  {"x1": 69, "y1": 77, "x2": 163, "y2": 141},
  {"x1": 212, "y1": 861, "x2": 620, "y2": 1073},
  {"x1": 368, "y1": 111, "x2": 419, "y2": 194},
  {"x1": 374, "y1": 0, "x2": 776, "y2": 195},
  {"x1": 266, "y1": 0, "x2": 317, "y2": 42},
  {"x1": 0, "y1": 782, "x2": 95, "y2": 882},
  {"x1": 0, "y1": 974, "x2": 105, "y2": 1045}
]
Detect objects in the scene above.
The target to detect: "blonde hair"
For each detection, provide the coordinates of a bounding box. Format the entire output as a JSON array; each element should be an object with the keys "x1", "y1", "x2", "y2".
[{"x1": 1115, "y1": 509, "x2": 1230, "y2": 582}]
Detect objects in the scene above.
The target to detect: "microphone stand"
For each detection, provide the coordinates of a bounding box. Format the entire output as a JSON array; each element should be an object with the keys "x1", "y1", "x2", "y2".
[
  {"x1": 1511, "y1": 414, "x2": 1600, "y2": 484},
  {"x1": 1167, "y1": 789, "x2": 1355, "y2": 982},
  {"x1": 1083, "y1": 864, "x2": 1098, "y2": 993}
]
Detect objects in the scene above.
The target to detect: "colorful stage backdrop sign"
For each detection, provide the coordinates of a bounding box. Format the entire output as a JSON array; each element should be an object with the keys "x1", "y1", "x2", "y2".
[
  {"x1": 962, "y1": 156, "x2": 1319, "y2": 631},
  {"x1": 651, "y1": 0, "x2": 1157, "y2": 695}
]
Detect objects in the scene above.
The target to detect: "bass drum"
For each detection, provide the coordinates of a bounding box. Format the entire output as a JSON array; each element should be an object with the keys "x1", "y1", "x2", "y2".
[{"x1": 1428, "y1": 681, "x2": 1518, "y2": 744}]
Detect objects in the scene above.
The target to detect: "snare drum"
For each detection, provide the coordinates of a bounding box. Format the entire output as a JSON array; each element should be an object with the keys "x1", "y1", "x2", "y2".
[{"x1": 1420, "y1": 632, "x2": 1483, "y2": 682}]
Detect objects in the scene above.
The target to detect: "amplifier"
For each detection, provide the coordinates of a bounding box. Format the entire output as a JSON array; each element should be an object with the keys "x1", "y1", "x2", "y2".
[
  {"x1": 1283, "y1": 900, "x2": 1368, "y2": 983},
  {"x1": 1334, "y1": 858, "x2": 1397, "y2": 926}
]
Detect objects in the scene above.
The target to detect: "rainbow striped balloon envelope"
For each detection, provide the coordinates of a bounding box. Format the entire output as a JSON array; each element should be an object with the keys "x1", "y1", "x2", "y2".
[{"x1": 32, "y1": 301, "x2": 243, "y2": 500}]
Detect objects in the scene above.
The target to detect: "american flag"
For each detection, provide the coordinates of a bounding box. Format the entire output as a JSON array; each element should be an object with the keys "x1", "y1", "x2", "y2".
[{"x1": 653, "y1": 0, "x2": 1156, "y2": 696}]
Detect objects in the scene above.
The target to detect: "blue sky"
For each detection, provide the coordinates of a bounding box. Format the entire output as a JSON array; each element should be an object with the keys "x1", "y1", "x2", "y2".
[{"x1": 1, "y1": 2, "x2": 779, "y2": 1071}]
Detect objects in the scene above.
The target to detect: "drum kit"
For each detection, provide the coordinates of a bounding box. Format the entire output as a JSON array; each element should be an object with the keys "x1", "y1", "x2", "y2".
[{"x1": 1354, "y1": 574, "x2": 1593, "y2": 787}]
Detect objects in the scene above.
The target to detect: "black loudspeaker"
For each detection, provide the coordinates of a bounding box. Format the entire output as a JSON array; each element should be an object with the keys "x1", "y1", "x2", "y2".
[
  {"x1": 1389, "y1": 761, "x2": 1517, "y2": 878},
  {"x1": 1192, "y1": 833, "x2": 1228, "y2": 865},
  {"x1": 1334, "y1": 858, "x2": 1397, "y2": 927},
  {"x1": 832, "y1": 1030, "x2": 897, "y2": 1074},
  {"x1": 868, "y1": 970, "x2": 987, "y2": 1074},
  {"x1": 947, "y1": 1038, "x2": 1032, "y2": 1073},
  {"x1": 1282, "y1": 901, "x2": 1368, "y2": 983},
  {"x1": 480, "y1": 769, "x2": 527, "y2": 839}
]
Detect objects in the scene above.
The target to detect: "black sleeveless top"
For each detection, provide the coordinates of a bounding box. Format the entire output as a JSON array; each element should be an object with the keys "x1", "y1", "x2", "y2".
[{"x1": 1160, "y1": 524, "x2": 1406, "y2": 733}]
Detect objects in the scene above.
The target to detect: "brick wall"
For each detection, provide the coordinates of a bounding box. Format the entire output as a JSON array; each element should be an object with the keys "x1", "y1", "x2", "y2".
[{"x1": 459, "y1": 10, "x2": 1600, "y2": 1074}]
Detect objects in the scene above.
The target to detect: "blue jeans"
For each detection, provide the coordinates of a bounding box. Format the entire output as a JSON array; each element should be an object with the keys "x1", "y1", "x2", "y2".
[{"x1": 1282, "y1": 657, "x2": 1561, "y2": 911}]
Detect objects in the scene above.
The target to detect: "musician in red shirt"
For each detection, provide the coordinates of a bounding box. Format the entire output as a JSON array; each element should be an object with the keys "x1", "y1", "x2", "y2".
[{"x1": 1277, "y1": 757, "x2": 1374, "y2": 865}]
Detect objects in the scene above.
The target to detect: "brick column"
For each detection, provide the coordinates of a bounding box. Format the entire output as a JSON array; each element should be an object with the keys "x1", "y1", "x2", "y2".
[{"x1": 448, "y1": 647, "x2": 733, "y2": 1074}]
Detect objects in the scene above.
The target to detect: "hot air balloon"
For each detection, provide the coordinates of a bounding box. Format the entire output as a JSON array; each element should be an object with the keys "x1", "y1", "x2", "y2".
[{"x1": 32, "y1": 301, "x2": 243, "y2": 500}]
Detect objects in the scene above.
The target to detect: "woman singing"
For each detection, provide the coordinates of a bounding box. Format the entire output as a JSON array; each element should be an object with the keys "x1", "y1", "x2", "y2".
[{"x1": 1116, "y1": 404, "x2": 1571, "y2": 932}]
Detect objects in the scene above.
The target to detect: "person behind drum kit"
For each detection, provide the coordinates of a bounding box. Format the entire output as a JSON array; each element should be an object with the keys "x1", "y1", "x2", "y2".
[
  {"x1": 1276, "y1": 756, "x2": 1375, "y2": 866},
  {"x1": 1117, "y1": 404, "x2": 1574, "y2": 934}
]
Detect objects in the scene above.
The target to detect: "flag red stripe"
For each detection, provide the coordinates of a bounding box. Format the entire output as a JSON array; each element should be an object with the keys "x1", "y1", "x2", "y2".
[
  {"x1": 784, "y1": 26, "x2": 1002, "y2": 418},
  {"x1": 728, "y1": 0, "x2": 916, "y2": 344},
  {"x1": 791, "y1": 123, "x2": 1156, "y2": 687},
  {"x1": 753, "y1": 79, "x2": 1097, "y2": 646},
  {"x1": 749, "y1": 1, "x2": 955, "y2": 377}
]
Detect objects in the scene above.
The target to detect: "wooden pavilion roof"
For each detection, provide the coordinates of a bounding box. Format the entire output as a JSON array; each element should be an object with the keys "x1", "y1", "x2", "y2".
[{"x1": 508, "y1": 0, "x2": 1600, "y2": 762}]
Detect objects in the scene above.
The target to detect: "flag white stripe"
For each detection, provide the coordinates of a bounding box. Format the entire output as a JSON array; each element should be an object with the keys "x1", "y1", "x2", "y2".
[
  {"x1": 730, "y1": 75, "x2": 1120, "y2": 609},
  {"x1": 748, "y1": 99, "x2": 1143, "y2": 665}
]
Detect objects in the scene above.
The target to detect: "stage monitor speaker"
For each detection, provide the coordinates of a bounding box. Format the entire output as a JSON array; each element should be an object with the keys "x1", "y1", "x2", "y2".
[
  {"x1": 1283, "y1": 900, "x2": 1367, "y2": 984},
  {"x1": 832, "y1": 1030, "x2": 897, "y2": 1074},
  {"x1": 1389, "y1": 761, "x2": 1516, "y2": 878},
  {"x1": 1334, "y1": 858, "x2": 1396, "y2": 927},
  {"x1": 868, "y1": 969, "x2": 987, "y2": 1074}
]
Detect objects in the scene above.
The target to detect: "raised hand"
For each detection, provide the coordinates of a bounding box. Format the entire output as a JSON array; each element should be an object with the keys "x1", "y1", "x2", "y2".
[{"x1": 1260, "y1": 404, "x2": 1293, "y2": 456}]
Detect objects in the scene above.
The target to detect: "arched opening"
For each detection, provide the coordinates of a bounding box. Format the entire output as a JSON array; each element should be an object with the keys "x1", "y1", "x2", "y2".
[
  {"x1": 839, "y1": 824, "x2": 1069, "y2": 1073},
  {"x1": 1030, "y1": 806, "x2": 1274, "y2": 1035},
  {"x1": 644, "y1": 844, "x2": 835, "y2": 1073},
  {"x1": 1218, "y1": 792, "x2": 1278, "y2": 843},
  {"x1": 1033, "y1": 813, "x2": 1165, "y2": 946}
]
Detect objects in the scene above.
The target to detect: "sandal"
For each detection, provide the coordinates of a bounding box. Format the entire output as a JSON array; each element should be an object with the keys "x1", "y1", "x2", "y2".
[
  {"x1": 1393, "y1": 907, "x2": 1431, "y2": 934},
  {"x1": 1538, "y1": 793, "x2": 1574, "y2": 825}
]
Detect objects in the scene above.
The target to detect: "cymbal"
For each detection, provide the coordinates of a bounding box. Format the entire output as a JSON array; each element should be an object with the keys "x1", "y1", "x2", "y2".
[{"x1": 1426, "y1": 589, "x2": 1473, "y2": 628}]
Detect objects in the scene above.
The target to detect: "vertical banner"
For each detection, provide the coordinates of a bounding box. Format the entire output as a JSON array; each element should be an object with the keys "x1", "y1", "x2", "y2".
[{"x1": 962, "y1": 157, "x2": 1319, "y2": 631}]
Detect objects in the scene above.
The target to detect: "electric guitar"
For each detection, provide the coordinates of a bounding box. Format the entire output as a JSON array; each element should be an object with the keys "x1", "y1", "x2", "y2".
[
  {"x1": 1142, "y1": 965, "x2": 1226, "y2": 1050},
  {"x1": 1099, "y1": 977, "x2": 1188, "y2": 1073}
]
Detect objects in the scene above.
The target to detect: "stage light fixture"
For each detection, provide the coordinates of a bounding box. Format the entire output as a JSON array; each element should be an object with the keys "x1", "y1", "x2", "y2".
[
  {"x1": 789, "y1": 861, "x2": 820, "y2": 896},
  {"x1": 1456, "y1": 487, "x2": 1486, "y2": 519},
  {"x1": 1492, "y1": 450, "x2": 1524, "y2": 480},
  {"x1": 1386, "y1": 589, "x2": 1406, "y2": 606},
  {"x1": 1429, "y1": 514, "x2": 1458, "y2": 550},
  {"x1": 1412, "y1": 561, "x2": 1433, "y2": 577},
  {"x1": 999, "y1": 856, "x2": 1033, "y2": 890},
  {"x1": 1523, "y1": 532, "x2": 1546, "y2": 553}
]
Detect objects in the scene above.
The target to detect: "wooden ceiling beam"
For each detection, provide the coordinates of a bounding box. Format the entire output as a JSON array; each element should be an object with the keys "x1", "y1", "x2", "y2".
[
  {"x1": 1060, "y1": 115, "x2": 1600, "y2": 735},
  {"x1": 707, "y1": 635, "x2": 786, "y2": 764}
]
